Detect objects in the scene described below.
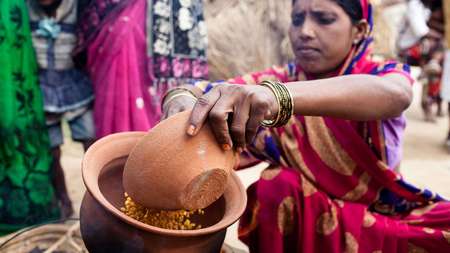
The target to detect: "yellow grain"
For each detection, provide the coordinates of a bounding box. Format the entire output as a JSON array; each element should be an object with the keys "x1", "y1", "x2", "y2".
[{"x1": 121, "y1": 194, "x2": 204, "y2": 230}]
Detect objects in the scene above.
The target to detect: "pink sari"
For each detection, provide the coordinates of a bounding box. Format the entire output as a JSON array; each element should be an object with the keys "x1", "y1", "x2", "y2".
[
  {"x1": 77, "y1": 0, "x2": 209, "y2": 138},
  {"x1": 86, "y1": 0, "x2": 158, "y2": 138}
]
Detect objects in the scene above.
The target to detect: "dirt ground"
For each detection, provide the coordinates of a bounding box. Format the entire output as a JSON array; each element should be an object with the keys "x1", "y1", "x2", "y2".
[{"x1": 60, "y1": 70, "x2": 450, "y2": 252}]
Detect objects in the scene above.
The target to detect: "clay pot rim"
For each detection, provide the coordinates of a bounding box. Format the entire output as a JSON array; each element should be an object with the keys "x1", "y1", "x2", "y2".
[{"x1": 82, "y1": 132, "x2": 247, "y2": 237}]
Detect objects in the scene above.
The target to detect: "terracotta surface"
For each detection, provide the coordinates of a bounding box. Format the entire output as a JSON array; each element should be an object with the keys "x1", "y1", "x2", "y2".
[
  {"x1": 123, "y1": 111, "x2": 237, "y2": 210},
  {"x1": 80, "y1": 132, "x2": 247, "y2": 253}
]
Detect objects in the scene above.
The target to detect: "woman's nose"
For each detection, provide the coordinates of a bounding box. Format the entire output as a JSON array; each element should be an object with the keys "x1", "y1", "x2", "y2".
[{"x1": 299, "y1": 17, "x2": 315, "y2": 40}]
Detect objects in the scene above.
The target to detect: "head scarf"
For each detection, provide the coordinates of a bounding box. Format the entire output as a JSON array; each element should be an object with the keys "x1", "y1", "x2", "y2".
[
  {"x1": 341, "y1": 0, "x2": 373, "y2": 75},
  {"x1": 360, "y1": 0, "x2": 370, "y2": 20}
]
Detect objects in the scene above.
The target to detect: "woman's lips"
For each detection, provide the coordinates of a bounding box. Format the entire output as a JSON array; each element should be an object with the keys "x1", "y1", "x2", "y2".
[{"x1": 296, "y1": 46, "x2": 320, "y2": 58}]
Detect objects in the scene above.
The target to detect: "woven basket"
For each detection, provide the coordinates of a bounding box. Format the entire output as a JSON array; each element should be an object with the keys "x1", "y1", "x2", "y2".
[{"x1": 0, "y1": 222, "x2": 87, "y2": 253}]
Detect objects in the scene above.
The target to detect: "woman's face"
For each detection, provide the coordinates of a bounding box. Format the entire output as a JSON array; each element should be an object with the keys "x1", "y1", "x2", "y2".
[{"x1": 289, "y1": 0, "x2": 366, "y2": 75}]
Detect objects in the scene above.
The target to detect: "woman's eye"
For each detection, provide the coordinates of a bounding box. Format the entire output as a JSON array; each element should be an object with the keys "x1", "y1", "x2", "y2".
[
  {"x1": 292, "y1": 13, "x2": 335, "y2": 27},
  {"x1": 292, "y1": 14, "x2": 304, "y2": 27},
  {"x1": 315, "y1": 14, "x2": 335, "y2": 25},
  {"x1": 318, "y1": 18, "x2": 334, "y2": 25}
]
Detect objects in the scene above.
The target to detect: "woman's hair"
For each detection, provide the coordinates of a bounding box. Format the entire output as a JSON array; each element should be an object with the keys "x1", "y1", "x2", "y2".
[
  {"x1": 292, "y1": 0, "x2": 363, "y2": 24},
  {"x1": 421, "y1": 0, "x2": 442, "y2": 11}
]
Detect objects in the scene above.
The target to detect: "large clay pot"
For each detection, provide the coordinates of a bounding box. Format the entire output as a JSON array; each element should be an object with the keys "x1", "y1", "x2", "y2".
[
  {"x1": 80, "y1": 132, "x2": 246, "y2": 253},
  {"x1": 123, "y1": 111, "x2": 237, "y2": 210}
]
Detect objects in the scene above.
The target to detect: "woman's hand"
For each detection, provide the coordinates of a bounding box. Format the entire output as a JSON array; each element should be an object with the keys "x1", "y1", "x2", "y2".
[
  {"x1": 186, "y1": 84, "x2": 279, "y2": 152},
  {"x1": 161, "y1": 94, "x2": 197, "y2": 120}
]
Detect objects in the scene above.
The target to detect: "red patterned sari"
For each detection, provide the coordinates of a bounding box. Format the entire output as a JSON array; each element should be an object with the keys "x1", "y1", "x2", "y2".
[
  {"x1": 218, "y1": 60, "x2": 450, "y2": 252},
  {"x1": 192, "y1": 1, "x2": 450, "y2": 252}
]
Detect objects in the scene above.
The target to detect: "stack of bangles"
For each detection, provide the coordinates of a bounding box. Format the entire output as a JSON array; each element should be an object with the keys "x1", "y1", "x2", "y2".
[
  {"x1": 258, "y1": 80, "x2": 294, "y2": 127},
  {"x1": 161, "y1": 81, "x2": 294, "y2": 128},
  {"x1": 161, "y1": 87, "x2": 198, "y2": 110}
]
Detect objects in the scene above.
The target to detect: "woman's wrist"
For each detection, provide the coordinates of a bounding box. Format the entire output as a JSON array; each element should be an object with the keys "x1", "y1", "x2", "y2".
[{"x1": 258, "y1": 80, "x2": 294, "y2": 127}]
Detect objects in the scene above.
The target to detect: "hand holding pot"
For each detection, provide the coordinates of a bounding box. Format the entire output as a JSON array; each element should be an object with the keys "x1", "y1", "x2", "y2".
[
  {"x1": 161, "y1": 86, "x2": 204, "y2": 120},
  {"x1": 187, "y1": 83, "x2": 279, "y2": 152},
  {"x1": 162, "y1": 93, "x2": 197, "y2": 120}
]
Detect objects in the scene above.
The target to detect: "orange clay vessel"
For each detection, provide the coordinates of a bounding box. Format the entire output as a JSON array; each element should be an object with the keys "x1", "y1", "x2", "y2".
[
  {"x1": 123, "y1": 110, "x2": 237, "y2": 210},
  {"x1": 80, "y1": 132, "x2": 247, "y2": 253}
]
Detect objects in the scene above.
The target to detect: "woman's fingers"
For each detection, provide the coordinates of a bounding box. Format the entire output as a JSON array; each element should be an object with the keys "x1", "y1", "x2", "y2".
[
  {"x1": 188, "y1": 84, "x2": 278, "y2": 151},
  {"x1": 188, "y1": 87, "x2": 221, "y2": 136},
  {"x1": 244, "y1": 88, "x2": 274, "y2": 145},
  {"x1": 230, "y1": 97, "x2": 251, "y2": 152},
  {"x1": 162, "y1": 96, "x2": 197, "y2": 120},
  {"x1": 207, "y1": 88, "x2": 239, "y2": 150},
  {"x1": 246, "y1": 100, "x2": 268, "y2": 144},
  {"x1": 167, "y1": 106, "x2": 182, "y2": 119}
]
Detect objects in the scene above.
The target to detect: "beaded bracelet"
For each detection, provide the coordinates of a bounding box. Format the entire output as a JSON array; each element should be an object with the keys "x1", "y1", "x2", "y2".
[{"x1": 259, "y1": 80, "x2": 294, "y2": 127}]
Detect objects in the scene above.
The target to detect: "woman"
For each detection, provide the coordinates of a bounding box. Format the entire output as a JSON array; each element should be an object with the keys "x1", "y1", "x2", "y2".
[
  {"x1": 0, "y1": 0, "x2": 59, "y2": 234},
  {"x1": 163, "y1": 0, "x2": 450, "y2": 252},
  {"x1": 75, "y1": 0, "x2": 208, "y2": 138}
]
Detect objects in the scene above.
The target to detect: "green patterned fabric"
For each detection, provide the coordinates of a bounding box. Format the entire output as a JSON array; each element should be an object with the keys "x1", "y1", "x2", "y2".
[{"x1": 0, "y1": 0, "x2": 59, "y2": 235}]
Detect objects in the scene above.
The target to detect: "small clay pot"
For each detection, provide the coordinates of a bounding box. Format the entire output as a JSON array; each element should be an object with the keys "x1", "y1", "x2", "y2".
[
  {"x1": 123, "y1": 111, "x2": 237, "y2": 210},
  {"x1": 80, "y1": 132, "x2": 246, "y2": 253}
]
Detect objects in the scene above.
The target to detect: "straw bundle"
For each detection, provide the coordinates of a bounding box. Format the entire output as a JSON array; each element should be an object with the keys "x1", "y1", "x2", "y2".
[
  {"x1": 204, "y1": 0, "x2": 294, "y2": 80},
  {"x1": 0, "y1": 222, "x2": 87, "y2": 253}
]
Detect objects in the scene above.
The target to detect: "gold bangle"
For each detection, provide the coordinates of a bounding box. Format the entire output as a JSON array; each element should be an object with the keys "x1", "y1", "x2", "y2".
[
  {"x1": 161, "y1": 87, "x2": 198, "y2": 110},
  {"x1": 259, "y1": 80, "x2": 294, "y2": 127},
  {"x1": 162, "y1": 92, "x2": 197, "y2": 109},
  {"x1": 260, "y1": 81, "x2": 282, "y2": 127}
]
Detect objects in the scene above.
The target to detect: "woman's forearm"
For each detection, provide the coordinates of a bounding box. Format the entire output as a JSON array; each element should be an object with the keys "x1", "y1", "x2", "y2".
[{"x1": 286, "y1": 74, "x2": 413, "y2": 120}]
